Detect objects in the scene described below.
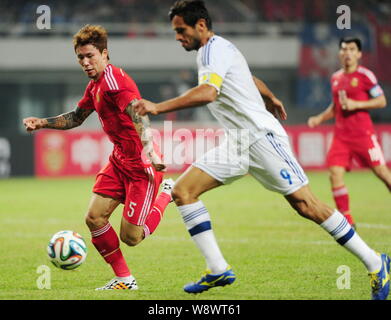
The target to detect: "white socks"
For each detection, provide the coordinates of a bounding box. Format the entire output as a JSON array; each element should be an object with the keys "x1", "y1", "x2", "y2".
[
  {"x1": 178, "y1": 201, "x2": 228, "y2": 274},
  {"x1": 321, "y1": 210, "x2": 382, "y2": 272},
  {"x1": 178, "y1": 203, "x2": 381, "y2": 274}
]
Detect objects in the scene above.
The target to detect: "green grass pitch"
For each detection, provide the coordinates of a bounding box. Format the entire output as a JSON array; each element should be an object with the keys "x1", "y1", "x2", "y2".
[{"x1": 0, "y1": 171, "x2": 390, "y2": 300}]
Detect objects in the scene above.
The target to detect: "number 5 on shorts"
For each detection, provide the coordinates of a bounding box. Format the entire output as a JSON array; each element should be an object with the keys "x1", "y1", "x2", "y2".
[
  {"x1": 127, "y1": 202, "x2": 137, "y2": 218},
  {"x1": 280, "y1": 169, "x2": 293, "y2": 185}
]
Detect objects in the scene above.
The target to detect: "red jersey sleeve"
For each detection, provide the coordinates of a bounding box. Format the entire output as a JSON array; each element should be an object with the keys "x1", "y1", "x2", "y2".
[
  {"x1": 106, "y1": 89, "x2": 140, "y2": 112},
  {"x1": 78, "y1": 81, "x2": 95, "y2": 110},
  {"x1": 104, "y1": 66, "x2": 142, "y2": 112},
  {"x1": 359, "y1": 67, "x2": 384, "y2": 98}
]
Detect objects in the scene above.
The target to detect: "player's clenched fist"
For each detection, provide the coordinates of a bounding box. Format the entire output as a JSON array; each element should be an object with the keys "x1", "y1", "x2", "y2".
[
  {"x1": 339, "y1": 90, "x2": 359, "y2": 111},
  {"x1": 23, "y1": 117, "x2": 46, "y2": 132},
  {"x1": 133, "y1": 99, "x2": 159, "y2": 116},
  {"x1": 307, "y1": 115, "x2": 322, "y2": 128}
]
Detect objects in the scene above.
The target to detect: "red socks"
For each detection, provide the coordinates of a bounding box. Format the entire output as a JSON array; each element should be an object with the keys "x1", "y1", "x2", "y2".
[
  {"x1": 91, "y1": 223, "x2": 131, "y2": 277},
  {"x1": 90, "y1": 192, "x2": 171, "y2": 277},
  {"x1": 332, "y1": 185, "x2": 355, "y2": 226},
  {"x1": 143, "y1": 192, "x2": 171, "y2": 238},
  {"x1": 332, "y1": 186, "x2": 349, "y2": 213}
]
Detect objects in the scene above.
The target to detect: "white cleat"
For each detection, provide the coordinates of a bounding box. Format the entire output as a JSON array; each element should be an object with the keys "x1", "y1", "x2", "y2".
[{"x1": 95, "y1": 276, "x2": 138, "y2": 291}]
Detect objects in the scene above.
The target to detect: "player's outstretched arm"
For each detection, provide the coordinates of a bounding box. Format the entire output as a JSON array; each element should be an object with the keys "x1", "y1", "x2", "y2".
[
  {"x1": 307, "y1": 103, "x2": 335, "y2": 128},
  {"x1": 23, "y1": 107, "x2": 93, "y2": 132},
  {"x1": 253, "y1": 76, "x2": 287, "y2": 120},
  {"x1": 126, "y1": 100, "x2": 166, "y2": 172},
  {"x1": 133, "y1": 84, "x2": 217, "y2": 116}
]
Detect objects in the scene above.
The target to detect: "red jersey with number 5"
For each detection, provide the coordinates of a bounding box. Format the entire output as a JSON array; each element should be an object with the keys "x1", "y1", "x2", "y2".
[
  {"x1": 331, "y1": 65, "x2": 384, "y2": 140},
  {"x1": 78, "y1": 64, "x2": 148, "y2": 171}
]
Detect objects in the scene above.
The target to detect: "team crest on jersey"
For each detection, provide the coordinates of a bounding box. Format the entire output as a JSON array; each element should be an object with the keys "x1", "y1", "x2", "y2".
[{"x1": 351, "y1": 78, "x2": 359, "y2": 87}]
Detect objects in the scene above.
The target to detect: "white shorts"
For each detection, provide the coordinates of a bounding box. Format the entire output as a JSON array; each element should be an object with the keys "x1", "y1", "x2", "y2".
[{"x1": 193, "y1": 131, "x2": 309, "y2": 195}]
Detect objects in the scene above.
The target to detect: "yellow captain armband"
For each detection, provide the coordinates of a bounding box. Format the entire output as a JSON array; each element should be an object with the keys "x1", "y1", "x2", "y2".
[{"x1": 199, "y1": 73, "x2": 223, "y2": 91}]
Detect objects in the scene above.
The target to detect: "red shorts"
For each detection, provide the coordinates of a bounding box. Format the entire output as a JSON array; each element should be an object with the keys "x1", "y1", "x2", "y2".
[
  {"x1": 327, "y1": 134, "x2": 385, "y2": 170},
  {"x1": 93, "y1": 161, "x2": 163, "y2": 226}
]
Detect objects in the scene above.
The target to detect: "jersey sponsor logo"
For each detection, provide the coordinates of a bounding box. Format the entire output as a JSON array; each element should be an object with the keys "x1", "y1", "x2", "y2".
[{"x1": 351, "y1": 77, "x2": 359, "y2": 87}]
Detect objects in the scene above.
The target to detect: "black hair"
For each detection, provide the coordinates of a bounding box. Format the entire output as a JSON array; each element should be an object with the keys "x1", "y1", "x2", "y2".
[
  {"x1": 339, "y1": 37, "x2": 362, "y2": 51},
  {"x1": 168, "y1": 0, "x2": 212, "y2": 30}
]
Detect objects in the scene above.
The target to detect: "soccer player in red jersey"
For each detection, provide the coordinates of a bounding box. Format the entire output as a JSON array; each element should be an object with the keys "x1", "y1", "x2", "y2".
[
  {"x1": 23, "y1": 25, "x2": 174, "y2": 290},
  {"x1": 308, "y1": 37, "x2": 391, "y2": 227}
]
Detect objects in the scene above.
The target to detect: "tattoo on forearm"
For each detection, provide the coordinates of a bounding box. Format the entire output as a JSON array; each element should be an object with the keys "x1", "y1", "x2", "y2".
[
  {"x1": 45, "y1": 108, "x2": 93, "y2": 130},
  {"x1": 126, "y1": 100, "x2": 165, "y2": 170},
  {"x1": 126, "y1": 100, "x2": 153, "y2": 147}
]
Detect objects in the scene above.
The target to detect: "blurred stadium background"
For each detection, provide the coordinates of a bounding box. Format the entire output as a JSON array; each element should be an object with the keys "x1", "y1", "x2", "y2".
[{"x1": 1, "y1": 0, "x2": 391, "y2": 178}]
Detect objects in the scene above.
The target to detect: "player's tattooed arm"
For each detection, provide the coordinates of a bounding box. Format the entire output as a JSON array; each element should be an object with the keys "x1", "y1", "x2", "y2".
[
  {"x1": 126, "y1": 100, "x2": 166, "y2": 171},
  {"x1": 44, "y1": 107, "x2": 93, "y2": 130},
  {"x1": 23, "y1": 107, "x2": 93, "y2": 132}
]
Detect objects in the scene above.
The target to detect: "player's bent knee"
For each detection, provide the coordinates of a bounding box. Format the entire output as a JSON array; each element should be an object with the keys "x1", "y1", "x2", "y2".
[
  {"x1": 119, "y1": 232, "x2": 142, "y2": 247},
  {"x1": 171, "y1": 185, "x2": 185, "y2": 201},
  {"x1": 85, "y1": 212, "x2": 108, "y2": 230},
  {"x1": 171, "y1": 185, "x2": 195, "y2": 206}
]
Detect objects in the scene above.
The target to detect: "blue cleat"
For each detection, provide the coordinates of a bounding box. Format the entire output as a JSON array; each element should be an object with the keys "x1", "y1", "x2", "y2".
[
  {"x1": 184, "y1": 266, "x2": 236, "y2": 294},
  {"x1": 369, "y1": 253, "x2": 390, "y2": 300}
]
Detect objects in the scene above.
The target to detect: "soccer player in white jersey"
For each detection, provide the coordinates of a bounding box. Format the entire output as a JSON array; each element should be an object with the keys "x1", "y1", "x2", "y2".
[{"x1": 134, "y1": 0, "x2": 390, "y2": 299}]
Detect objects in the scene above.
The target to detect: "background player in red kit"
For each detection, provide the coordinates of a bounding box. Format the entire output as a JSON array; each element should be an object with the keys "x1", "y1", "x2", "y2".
[
  {"x1": 23, "y1": 25, "x2": 174, "y2": 290},
  {"x1": 308, "y1": 37, "x2": 391, "y2": 227}
]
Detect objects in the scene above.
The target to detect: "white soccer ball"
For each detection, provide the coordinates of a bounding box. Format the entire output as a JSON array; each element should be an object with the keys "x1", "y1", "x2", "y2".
[{"x1": 47, "y1": 230, "x2": 87, "y2": 270}]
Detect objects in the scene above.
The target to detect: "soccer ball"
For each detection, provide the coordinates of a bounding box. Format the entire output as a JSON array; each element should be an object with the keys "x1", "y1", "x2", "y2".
[{"x1": 47, "y1": 230, "x2": 87, "y2": 270}]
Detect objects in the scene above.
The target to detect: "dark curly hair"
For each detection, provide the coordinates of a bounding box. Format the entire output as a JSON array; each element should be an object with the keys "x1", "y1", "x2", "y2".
[{"x1": 168, "y1": 0, "x2": 212, "y2": 30}]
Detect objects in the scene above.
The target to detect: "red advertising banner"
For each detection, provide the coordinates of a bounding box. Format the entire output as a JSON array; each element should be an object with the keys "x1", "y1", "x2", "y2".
[
  {"x1": 35, "y1": 131, "x2": 113, "y2": 177},
  {"x1": 287, "y1": 125, "x2": 391, "y2": 170},
  {"x1": 34, "y1": 124, "x2": 391, "y2": 177}
]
